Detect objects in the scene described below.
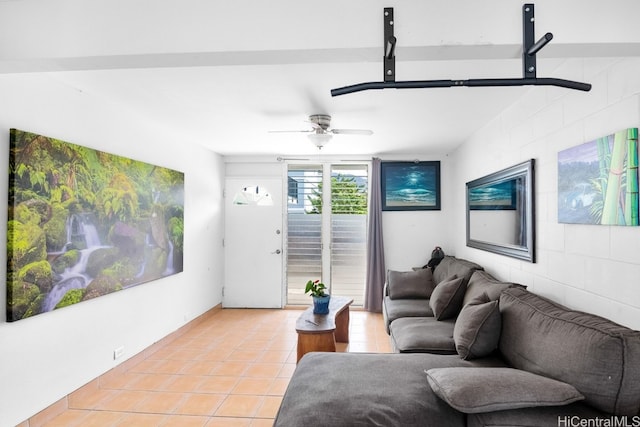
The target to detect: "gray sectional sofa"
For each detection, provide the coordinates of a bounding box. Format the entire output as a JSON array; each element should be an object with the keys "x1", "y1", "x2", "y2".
[
  {"x1": 274, "y1": 256, "x2": 640, "y2": 426},
  {"x1": 384, "y1": 256, "x2": 522, "y2": 354},
  {"x1": 382, "y1": 256, "x2": 483, "y2": 333}
]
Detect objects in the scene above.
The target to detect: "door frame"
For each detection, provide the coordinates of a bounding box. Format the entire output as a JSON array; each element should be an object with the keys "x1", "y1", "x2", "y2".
[{"x1": 283, "y1": 161, "x2": 371, "y2": 306}]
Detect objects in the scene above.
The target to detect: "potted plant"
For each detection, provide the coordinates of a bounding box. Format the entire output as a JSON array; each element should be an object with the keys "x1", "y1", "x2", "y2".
[{"x1": 305, "y1": 279, "x2": 331, "y2": 314}]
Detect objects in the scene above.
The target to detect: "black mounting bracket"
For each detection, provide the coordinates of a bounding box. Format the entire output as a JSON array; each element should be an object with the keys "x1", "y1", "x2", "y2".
[
  {"x1": 384, "y1": 7, "x2": 396, "y2": 82},
  {"x1": 523, "y1": 4, "x2": 554, "y2": 79},
  {"x1": 331, "y1": 4, "x2": 591, "y2": 97}
]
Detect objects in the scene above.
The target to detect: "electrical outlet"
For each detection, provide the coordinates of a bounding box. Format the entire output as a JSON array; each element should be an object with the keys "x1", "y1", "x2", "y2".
[{"x1": 113, "y1": 346, "x2": 124, "y2": 360}]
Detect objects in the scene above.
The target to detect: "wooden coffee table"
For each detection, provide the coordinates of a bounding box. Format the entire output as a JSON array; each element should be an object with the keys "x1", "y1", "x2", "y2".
[{"x1": 295, "y1": 296, "x2": 353, "y2": 363}]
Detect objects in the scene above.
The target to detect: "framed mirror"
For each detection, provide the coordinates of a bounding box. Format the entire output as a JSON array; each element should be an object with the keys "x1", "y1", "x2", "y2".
[{"x1": 466, "y1": 159, "x2": 535, "y2": 262}]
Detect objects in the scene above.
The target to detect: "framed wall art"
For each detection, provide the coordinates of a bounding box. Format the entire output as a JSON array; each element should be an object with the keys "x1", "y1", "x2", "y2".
[
  {"x1": 6, "y1": 129, "x2": 185, "y2": 322},
  {"x1": 558, "y1": 128, "x2": 638, "y2": 225},
  {"x1": 381, "y1": 161, "x2": 441, "y2": 211}
]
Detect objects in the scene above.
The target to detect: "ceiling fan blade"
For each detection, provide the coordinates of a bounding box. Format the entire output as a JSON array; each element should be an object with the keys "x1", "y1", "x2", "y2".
[
  {"x1": 268, "y1": 130, "x2": 313, "y2": 133},
  {"x1": 330, "y1": 129, "x2": 373, "y2": 135}
]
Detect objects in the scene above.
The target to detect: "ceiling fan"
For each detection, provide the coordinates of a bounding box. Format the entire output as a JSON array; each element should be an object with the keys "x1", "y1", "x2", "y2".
[{"x1": 269, "y1": 114, "x2": 373, "y2": 149}]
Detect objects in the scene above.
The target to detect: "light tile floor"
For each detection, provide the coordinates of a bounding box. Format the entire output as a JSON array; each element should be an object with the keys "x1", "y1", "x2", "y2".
[{"x1": 37, "y1": 308, "x2": 391, "y2": 426}]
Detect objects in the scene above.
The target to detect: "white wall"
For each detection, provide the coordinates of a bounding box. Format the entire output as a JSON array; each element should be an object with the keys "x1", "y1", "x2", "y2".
[
  {"x1": 0, "y1": 73, "x2": 225, "y2": 426},
  {"x1": 382, "y1": 155, "x2": 454, "y2": 271},
  {"x1": 450, "y1": 57, "x2": 640, "y2": 330}
]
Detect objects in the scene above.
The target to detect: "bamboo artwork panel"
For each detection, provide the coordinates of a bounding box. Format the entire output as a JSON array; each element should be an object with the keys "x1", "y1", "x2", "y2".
[
  {"x1": 6, "y1": 129, "x2": 185, "y2": 322},
  {"x1": 558, "y1": 128, "x2": 639, "y2": 225}
]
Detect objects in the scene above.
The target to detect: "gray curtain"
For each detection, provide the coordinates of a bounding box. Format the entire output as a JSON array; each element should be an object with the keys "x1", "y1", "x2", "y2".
[{"x1": 364, "y1": 157, "x2": 386, "y2": 312}]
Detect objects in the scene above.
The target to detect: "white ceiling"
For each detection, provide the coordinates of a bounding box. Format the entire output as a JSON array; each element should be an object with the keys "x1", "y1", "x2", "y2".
[{"x1": 1, "y1": 0, "x2": 639, "y2": 157}]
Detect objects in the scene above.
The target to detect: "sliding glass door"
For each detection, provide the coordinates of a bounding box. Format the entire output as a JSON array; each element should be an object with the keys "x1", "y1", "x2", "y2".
[
  {"x1": 286, "y1": 165, "x2": 323, "y2": 305},
  {"x1": 286, "y1": 163, "x2": 368, "y2": 306}
]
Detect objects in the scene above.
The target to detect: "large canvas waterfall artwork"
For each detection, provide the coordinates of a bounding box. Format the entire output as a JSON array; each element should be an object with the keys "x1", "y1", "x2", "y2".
[
  {"x1": 558, "y1": 128, "x2": 638, "y2": 225},
  {"x1": 6, "y1": 129, "x2": 185, "y2": 322}
]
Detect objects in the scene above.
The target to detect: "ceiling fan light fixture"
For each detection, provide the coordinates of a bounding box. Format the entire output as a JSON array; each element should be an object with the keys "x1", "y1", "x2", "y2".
[
  {"x1": 270, "y1": 113, "x2": 371, "y2": 149},
  {"x1": 307, "y1": 133, "x2": 333, "y2": 149}
]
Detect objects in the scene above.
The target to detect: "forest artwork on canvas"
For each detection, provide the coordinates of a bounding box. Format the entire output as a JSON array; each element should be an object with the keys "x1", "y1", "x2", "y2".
[
  {"x1": 558, "y1": 128, "x2": 638, "y2": 225},
  {"x1": 6, "y1": 129, "x2": 184, "y2": 321}
]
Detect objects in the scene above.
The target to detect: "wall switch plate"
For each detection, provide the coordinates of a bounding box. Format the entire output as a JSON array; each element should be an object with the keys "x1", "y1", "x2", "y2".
[{"x1": 113, "y1": 346, "x2": 125, "y2": 360}]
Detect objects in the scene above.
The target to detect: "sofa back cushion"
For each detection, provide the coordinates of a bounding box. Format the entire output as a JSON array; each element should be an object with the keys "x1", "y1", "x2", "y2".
[
  {"x1": 429, "y1": 277, "x2": 466, "y2": 320},
  {"x1": 433, "y1": 256, "x2": 483, "y2": 287},
  {"x1": 387, "y1": 268, "x2": 435, "y2": 299},
  {"x1": 454, "y1": 294, "x2": 501, "y2": 360},
  {"x1": 499, "y1": 288, "x2": 640, "y2": 415},
  {"x1": 463, "y1": 270, "x2": 523, "y2": 307}
]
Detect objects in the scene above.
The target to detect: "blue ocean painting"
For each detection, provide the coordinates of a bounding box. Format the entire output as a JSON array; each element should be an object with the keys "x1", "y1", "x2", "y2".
[{"x1": 383, "y1": 162, "x2": 439, "y2": 209}]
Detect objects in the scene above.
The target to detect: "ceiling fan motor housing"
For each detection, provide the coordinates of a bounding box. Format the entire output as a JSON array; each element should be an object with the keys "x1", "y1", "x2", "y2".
[{"x1": 309, "y1": 114, "x2": 332, "y2": 132}]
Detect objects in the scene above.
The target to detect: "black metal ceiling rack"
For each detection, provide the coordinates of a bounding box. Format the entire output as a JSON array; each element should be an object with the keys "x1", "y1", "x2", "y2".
[{"x1": 330, "y1": 4, "x2": 592, "y2": 97}]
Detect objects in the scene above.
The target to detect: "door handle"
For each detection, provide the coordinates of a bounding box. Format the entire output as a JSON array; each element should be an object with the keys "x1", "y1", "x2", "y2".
[{"x1": 272, "y1": 249, "x2": 281, "y2": 254}]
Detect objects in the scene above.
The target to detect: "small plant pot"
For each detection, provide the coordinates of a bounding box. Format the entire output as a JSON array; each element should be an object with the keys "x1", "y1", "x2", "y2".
[{"x1": 312, "y1": 295, "x2": 331, "y2": 314}]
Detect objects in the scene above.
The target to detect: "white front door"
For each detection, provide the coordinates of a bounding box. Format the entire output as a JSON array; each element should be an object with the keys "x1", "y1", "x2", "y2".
[{"x1": 223, "y1": 177, "x2": 283, "y2": 308}]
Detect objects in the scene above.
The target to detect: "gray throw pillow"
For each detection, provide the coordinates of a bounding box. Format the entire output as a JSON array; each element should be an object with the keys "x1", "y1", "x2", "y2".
[
  {"x1": 429, "y1": 276, "x2": 465, "y2": 320},
  {"x1": 426, "y1": 367, "x2": 585, "y2": 413},
  {"x1": 453, "y1": 294, "x2": 501, "y2": 359},
  {"x1": 387, "y1": 268, "x2": 435, "y2": 299}
]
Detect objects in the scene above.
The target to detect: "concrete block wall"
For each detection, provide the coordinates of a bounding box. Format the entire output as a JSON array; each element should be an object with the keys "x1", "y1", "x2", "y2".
[{"x1": 451, "y1": 57, "x2": 640, "y2": 329}]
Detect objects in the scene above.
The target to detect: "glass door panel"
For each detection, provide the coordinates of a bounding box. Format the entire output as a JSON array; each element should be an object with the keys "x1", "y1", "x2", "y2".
[
  {"x1": 286, "y1": 165, "x2": 322, "y2": 305},
  {"x1": 286, "y1": 163, "x2": 368, "y2": 306},
  {"x1": 330, "y1": 164, "x2": 368, "y2": 306}
]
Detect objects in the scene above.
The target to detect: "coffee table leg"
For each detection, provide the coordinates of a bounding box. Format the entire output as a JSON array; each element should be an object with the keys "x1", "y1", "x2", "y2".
[
  {"x1": 297, "y1": 332, "x2": 337, "y2": 362},
  {"x1": 334, "y1": 307, "x2": 350, "y2": 343}
]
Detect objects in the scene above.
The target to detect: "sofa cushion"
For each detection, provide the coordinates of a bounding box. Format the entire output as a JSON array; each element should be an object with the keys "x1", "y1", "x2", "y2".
[
  {"x1": 383, "y1": 296, "x2": 433, "y2": 325},
  {"x1": 274, "y1": 352, "x2": 508, "y2": 427},
  {"x1": 462, "y1": 270, "x2": 523, "y2": 307},
  {"x1": 499, "y1": 288, "x2": 640, "y2": 416},
  {"x1": 426, "y1": 367, "x2": 585, "y2": 414},
  {"x1": 387, "y1": 268, "x2": 435, "y2": 299},
  {"x1": 390, "y1": 317, "x2": 456, "y2": 354},
  {"x1": 430, "y1": 276, "x2": 465, "y2": 320},
  {"x1": 275, "y1": 353, "x2": 458, "y2": 427},
  {"x1": 453, "y1": 295, "x2": 501, "y2": 359},
  {"x1": 432, "y1": 256, "x2": 483, "y2": 286}
]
